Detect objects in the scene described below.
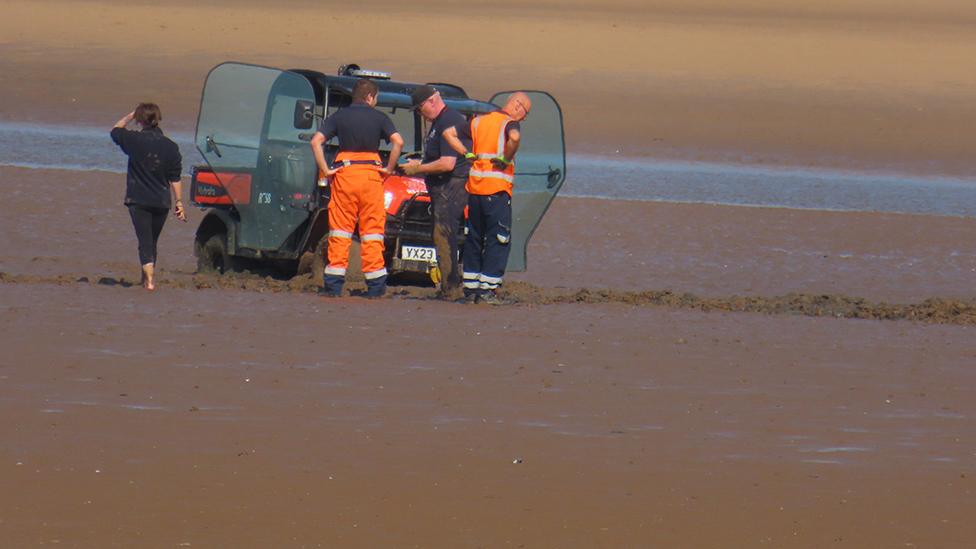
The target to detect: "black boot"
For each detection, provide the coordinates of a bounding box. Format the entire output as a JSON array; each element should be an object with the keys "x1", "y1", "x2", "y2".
[
  {"x1": 320, "y1": 273, "x2": 344, "y2": 297},
  {"x1": 365, "y1": 274, "x2": 387, "y2": 298}
]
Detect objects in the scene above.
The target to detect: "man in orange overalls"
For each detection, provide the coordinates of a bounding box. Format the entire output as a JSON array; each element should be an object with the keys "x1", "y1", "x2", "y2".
[
  {"x1": 311, "y1": 79, "x2": 404, "y2": 297},
  {"x1": 445, "y1": 92, "x2": 532, "y2": 304}
]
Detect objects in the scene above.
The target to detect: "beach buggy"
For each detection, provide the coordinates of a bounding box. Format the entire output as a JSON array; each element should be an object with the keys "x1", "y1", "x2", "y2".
[{"x1": 189, "y1": 62, "x2": 565, "y2": 281}]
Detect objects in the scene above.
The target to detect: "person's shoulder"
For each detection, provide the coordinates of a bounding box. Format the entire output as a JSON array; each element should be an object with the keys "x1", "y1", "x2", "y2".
[
  {"x1": 163, "y1": 134, "x2": 181, "y2": 153},
  {"x1": 111, "y1": 126, "x2": 134, "y2": 139},
  {"x1": 435, "y1": 107, "x2": 465, "y2": 130},
  {"x1": 366, "y1": 106, "x2": 392, "y2": 120},
  {"x1": 444, "y1": 107, "x2": 466, "y2": 123}
]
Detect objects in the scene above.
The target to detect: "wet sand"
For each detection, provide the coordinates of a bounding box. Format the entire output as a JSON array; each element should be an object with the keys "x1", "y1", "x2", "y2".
[
  {"x1": 3, "y1": 283, "x2": 975, "y2": 547},
  {"x1": 2, "y1": 165, "x2": 976, "y2": 545},
  {"x1": 3, "y1": 0, "x2": 976, "y2": 546},
  {"x1": 4, "y1": 166, "x2": 976, "y2": 304}
]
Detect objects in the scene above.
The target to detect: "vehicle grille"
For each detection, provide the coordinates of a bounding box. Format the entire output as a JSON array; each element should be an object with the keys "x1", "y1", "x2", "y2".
[{"x1": 393, "y1": 199, "x2": 434, "y2": 239}]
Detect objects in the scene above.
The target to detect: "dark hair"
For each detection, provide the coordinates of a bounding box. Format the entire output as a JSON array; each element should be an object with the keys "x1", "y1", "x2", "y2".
[
  {"x1": 352, "y1": 79, "x2": 379, "y2": 103},
  {"x1": 134, "y1": 103, "x2": 162, "y2": 128}
]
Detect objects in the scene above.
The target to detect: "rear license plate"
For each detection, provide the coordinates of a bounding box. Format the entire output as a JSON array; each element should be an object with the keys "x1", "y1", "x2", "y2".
[{"x1": 402, "y1": 245, "x2": 437, "y2": 262}]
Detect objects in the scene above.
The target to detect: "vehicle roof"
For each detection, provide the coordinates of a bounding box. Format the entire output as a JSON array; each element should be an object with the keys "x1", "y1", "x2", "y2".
[{"x1": 290, "y1": 69, "x2": 498, "y2": 116}]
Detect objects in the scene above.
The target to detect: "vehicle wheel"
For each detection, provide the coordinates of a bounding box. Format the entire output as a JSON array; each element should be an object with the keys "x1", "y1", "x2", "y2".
[
  {"x1": 196, "y1": 233, "x2": 236, "y2": 274},
  {"x1": 297, "y1": 237, "x2": 327, "y2": 277}
]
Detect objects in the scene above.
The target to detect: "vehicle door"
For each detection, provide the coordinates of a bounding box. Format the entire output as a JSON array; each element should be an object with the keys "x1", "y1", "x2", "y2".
[
  {"x1": 489, "y1": 91, "x2": 566, "y2": 272},
  {"x1": 196, "y1": 62, "x2": 318, "y2": 252}
]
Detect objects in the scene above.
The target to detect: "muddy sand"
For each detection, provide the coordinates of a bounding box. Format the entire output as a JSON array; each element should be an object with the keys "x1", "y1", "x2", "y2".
[{"x1": 2, "y1": 165, "x2": 976, "y2": 546}]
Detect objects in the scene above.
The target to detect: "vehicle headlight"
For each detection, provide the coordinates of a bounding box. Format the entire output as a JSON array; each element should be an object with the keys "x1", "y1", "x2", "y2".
[{"x1": 384, "y1": 191, "x2": 394, "y2": 210}]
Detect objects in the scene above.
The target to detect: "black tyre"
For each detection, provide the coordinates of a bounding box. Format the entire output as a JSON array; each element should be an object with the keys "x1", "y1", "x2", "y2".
[
  {"x1": 296, "y1": 236, "x2": 327, "y2": 277},
  {"x1": 196, "y1": 233, "x2": 237, "y2": 274}
]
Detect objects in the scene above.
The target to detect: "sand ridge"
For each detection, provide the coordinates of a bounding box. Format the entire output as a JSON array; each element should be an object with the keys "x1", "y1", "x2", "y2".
[{"x1": 5, "y1": 270, "x2": 976, "y2": 325}]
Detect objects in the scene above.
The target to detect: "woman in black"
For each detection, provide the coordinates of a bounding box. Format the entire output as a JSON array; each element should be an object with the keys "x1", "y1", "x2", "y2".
[{"x1": 110, "y1": 103, "x2": 185, "y2": 290}]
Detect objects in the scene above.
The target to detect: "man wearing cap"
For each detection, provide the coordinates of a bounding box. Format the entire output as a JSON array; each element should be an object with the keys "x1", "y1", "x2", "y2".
[
  {"x1": 311, "y1": 78, "x2": 404, "y2": 298},
  {"x1": 401, "y1": 85, "x2": 472, "y2": 301}
]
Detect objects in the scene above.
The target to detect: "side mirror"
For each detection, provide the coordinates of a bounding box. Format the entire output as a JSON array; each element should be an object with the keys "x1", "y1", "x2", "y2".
[{"x1": 294, "y1": 100, "x2": 314, "y2": 130}]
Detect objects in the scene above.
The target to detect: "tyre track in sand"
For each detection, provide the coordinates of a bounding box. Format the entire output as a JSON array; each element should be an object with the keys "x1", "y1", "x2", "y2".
[{"x1": 3, "y1": 270, "x2": 976, "y2": 325}]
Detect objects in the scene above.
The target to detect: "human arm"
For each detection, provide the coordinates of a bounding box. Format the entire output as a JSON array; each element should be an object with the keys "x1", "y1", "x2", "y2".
[
  {"x1": 400, "y1": 154, "x2": 456, "y2": 176},
  {"x1": 110, "y1": 111, "x2": 135, "y2": 151},
  {"x1": 492, "y1": 124, "x2": 522, "y2": 170},
  {"x1": 401, "y1": 117, "x2": 461, "y2": 176},
  {"x1": 441, "y1": 125, "x2": 475, "y2": 159},
  {"x1": 382, "y1": 132, "x2": 404, "y2": 174},
  {"x1": 502, "y1": 127, "x2": 521, "y2": 162},
  {"x1": 166, "y1": 146, "x2": 186, "y2": 221},
  {"x1": 310, "y1": 132, "x2": 340, "y2": 178},
  {"x1": 170, "y1": 180, "x2": 186, "y2": 222},
  {"x1": 113, "y1": 111, "x2": 135, "y2": 129}
]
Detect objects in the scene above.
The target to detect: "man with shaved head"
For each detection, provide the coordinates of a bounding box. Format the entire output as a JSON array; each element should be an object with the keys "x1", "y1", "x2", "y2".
[{"x1": 446, "y1": 92, "x2": 532, "y2": 304}]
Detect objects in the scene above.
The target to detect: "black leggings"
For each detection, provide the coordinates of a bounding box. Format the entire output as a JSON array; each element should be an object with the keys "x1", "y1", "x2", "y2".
[{"x1": 128, "y1": 205, "x2": 168, "y2": 265}]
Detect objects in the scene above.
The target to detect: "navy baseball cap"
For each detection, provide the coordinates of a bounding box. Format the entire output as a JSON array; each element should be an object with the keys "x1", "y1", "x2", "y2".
[{"x1": 411, "y1": 85, "x2": 438, "y2": 108}]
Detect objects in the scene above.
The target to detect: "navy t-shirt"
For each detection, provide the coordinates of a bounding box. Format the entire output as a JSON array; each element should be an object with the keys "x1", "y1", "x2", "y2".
[
  {"x1": 422, "y1": 106, "x2": 472, "y2": 186},
  {"x1": 318, "y1": 103, "x2": 397, "y2": 152},
  {"x1": 110, "y1": 127, "x2": 182, "y2": 208}
]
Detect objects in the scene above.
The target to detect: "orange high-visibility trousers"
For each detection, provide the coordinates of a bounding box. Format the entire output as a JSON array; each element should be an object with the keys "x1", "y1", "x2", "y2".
[{"x1": 324, "y1": 152, "x2": 387, "y2": 280}]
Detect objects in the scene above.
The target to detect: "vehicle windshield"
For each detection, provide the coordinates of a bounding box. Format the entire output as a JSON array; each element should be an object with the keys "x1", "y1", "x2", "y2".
[{"x1": 323, "y1": 94, "x2": 418, "y2": 157}]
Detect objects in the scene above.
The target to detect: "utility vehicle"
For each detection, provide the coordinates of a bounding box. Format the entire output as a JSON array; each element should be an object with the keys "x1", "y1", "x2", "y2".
[{"x1": 190, "y1": 62, "x2": 565, "y2": 280}]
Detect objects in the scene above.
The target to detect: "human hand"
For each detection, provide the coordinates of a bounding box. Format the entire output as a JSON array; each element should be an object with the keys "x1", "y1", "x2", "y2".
[
  {"x1": 490, "y1": 156, "x2": 510, "y2": 170},
  {"x1": 401, "y1": 159, "x2": 421, "y2": 176},
  {"x1": 174, "y1": 201, "x2": 187, "y2": 222}
]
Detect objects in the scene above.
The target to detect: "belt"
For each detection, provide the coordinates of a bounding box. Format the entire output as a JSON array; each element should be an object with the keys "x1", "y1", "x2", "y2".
[{"x1": 332, "y1": 159, "x2": 381, "y2": 169}]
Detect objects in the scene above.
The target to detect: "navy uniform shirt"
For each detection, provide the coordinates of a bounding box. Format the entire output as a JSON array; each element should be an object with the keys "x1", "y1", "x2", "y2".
[
  {"x1": 422, "y1": 106, "x2": 472, "y2": 186},
  {"x1": 110, "y1": 126, "x2": 182, "y2": 208},
  {"x1": 318, "y1": 103, "x2": 397, "y2": 152}
]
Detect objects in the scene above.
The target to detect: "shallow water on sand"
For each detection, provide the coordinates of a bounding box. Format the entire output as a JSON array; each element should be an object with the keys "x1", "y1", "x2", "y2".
[{"x1": 3, "y1": 121, "x2": 976, "y2": 216}]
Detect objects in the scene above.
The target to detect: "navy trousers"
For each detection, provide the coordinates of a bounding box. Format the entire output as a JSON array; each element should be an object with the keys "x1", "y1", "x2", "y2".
[{"x1": 462, "y1": 192, "x2": 512, "y2": 294}]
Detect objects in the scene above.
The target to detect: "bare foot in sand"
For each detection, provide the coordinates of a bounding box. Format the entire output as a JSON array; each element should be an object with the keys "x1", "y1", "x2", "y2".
[{"x1": 142, "y1": 262, "x2": 156, "y2": 291}]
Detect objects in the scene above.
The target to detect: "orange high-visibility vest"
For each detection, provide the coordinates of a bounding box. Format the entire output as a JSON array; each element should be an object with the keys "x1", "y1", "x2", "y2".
[{"x1": 467, "y1": 111, "x2": 515, "y2": 196}]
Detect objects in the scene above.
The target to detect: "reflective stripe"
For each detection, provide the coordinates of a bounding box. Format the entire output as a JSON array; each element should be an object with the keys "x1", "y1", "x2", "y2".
[
  {"x1": 479, "y1": 281, "x2": 499, "y2": 290},
  {"x1": 463, "y1": 271, "x2": 481, "y2": 280},
  {"x1": 364, "y1": 268, "x2": 388, "y2": 280},
  {"x1": 324, "y1": 266, "x2": 347, "y2": 276},
  {"x1": 329, "y1": 230, "x2": 354, "y2": 239},
  {"x1": 463, "y1": 281, "x2": 481, "y2": 289},
  {"x1": 475, "y1": 153, "x2": 496, "y2": 159},
  {"x1": 472, "y1": 112, "x2": 512, "y2": 156},
  {"x1": 479, "y1": 274, "x2": 503, "y2": 284},
  {"x1": 469, "y1": 169, "x2": 513, "y2": 183},
  {"x1": 495, "y1": 115, "x2": 511, "y2": 156},
  {"x1": 361, "y1": 233, "x2": 384, "y2": 242},
  {"x1": 334, "y1": 159, "x2": 381, "y2": 169}
]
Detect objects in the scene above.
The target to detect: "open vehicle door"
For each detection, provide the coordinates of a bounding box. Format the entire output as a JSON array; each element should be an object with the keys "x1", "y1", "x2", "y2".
[
  {"x1": 489, "y1": 91, "x2": 566, "y2": 272},
  {"x1": 195, "y1": 62, "x2": 317, "y2": 252}
]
